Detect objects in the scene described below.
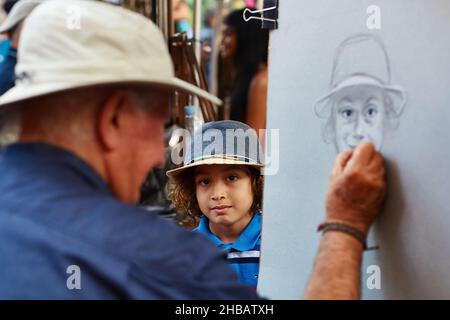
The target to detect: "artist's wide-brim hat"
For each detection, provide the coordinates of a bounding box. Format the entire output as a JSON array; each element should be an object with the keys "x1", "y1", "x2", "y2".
[
  {"x1": 0, "y1": 0, "x2": 221, "y2": 107},
  {"x1": 166, "y1": 120, "x2": 264, "y2": 178},
  {"x1": 314, "y1": 33, "x2": 407, "y2": 118}
]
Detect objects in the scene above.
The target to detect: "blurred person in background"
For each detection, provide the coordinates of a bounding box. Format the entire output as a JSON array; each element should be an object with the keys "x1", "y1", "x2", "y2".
[
  {"x1": 0, "y1": 0, "x2": 42, "y2": 95},
  {"x1": 0, "y1": 0, "x2": 18, "y2": 63},
  {"x1": 221, "y1": 8, "x2": 269, "y2": 133},
  {"x1": 173, "y1": 0, "x2": 192, "y2": 36},
  {"x1": 201, "y1": 8, "x2": 217, "y2": 88}
]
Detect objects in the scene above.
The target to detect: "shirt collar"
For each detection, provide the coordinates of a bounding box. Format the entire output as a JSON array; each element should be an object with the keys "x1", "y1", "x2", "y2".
[
  {"x1": 2, "y1": 142, "x2": 111, "y2": 195},
  {"x1": 196, "y1": 211, "x2": 261, "y2": 251}
]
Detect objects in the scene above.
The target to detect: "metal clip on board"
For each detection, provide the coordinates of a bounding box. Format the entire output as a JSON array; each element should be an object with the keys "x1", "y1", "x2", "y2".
[{"x1": 243, "y1": 0, "x2": 279, "y2": 30}]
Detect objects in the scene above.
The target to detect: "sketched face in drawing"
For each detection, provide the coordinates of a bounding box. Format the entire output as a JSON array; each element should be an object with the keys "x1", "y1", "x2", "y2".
[
  {"x1": 333, "y1": 85, "x2": 384, "y2": 151},
  {"x1": 314, "y1": 33, "x2": 407, "y2": 153}
]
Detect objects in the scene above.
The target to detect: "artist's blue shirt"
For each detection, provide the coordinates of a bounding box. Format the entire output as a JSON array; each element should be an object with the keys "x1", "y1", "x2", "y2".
[
  {"x1": 0, "y1": 143, "x2": 261, "y2": 299},
  {"x1": 0, "y1": 46, "x2": 16, "y2": 96},
  {"x1": 194, "y1": 212, "x2": 262, "y2": 287}
]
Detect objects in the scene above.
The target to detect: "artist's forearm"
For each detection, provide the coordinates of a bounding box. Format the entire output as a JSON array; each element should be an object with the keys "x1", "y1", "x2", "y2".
[{"x1": 303, "y1": 232, "x2": 364, "y2": 299}]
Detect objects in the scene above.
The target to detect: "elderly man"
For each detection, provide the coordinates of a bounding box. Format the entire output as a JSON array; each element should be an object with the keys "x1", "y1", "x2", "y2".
[{"x1": 0, "y1": 0, "x2": 386, "y2": 299}]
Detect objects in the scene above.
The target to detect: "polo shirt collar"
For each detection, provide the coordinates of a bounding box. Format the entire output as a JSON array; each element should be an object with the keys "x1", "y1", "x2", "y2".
[{"x1": 196, "y1": 211, "x2": 261, "y2": 251}]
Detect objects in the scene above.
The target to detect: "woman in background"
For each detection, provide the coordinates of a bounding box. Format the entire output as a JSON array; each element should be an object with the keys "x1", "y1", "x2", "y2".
[{"x1": 221, "y1": 8, "x2": 269, "y2": 133}]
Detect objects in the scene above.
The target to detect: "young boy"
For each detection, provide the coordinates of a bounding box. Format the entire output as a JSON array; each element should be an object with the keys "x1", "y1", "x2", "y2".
[{"x1": 167, "y1": 120, "x2": 264, "y2": 287}]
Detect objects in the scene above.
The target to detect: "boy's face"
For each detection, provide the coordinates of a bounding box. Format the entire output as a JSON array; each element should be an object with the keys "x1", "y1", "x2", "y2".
[
  {"x1": 332, "y1": 85, "x2": 385, "y2": 152},
  {"x1": 195, "y1": 164, "x2": 254, "y2": 234}
]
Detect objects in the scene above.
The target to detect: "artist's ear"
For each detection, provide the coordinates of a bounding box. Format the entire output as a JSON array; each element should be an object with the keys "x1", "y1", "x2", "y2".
[{"x1": 97, "y1": 90, "x2": 131, "y2": 151}]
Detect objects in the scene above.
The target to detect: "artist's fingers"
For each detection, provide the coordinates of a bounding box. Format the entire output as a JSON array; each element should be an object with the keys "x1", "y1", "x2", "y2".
[
  {"x1": 332, "y1": 150, "x2": 352, "y2": 175},
  {"x1": 369, "y1": 151, "x2": 384, "y2": 171},
  {"x1": 346, "y1": 142, "x2": 375, "y2": 169},
  {"x1": 368, "y1": 152, "x2": 386, "y2": 181}
]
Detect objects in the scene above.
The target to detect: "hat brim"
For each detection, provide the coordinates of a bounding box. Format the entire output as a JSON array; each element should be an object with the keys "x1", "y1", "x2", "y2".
[
  {"x1": 314, "y1": 77, "x2": 407, "y2": 118},
  {"x1": 0, "y1": 0, "x2": 43, "y2": 34},
  {"x1": 166, "y1": 157, "x2": 264, "y2": 178},
  {"x1": 0, "y1": 15, "x2": 20, "y2": 33},
  {"x1": 0, "y1": 75, "x2": 222, "y2": 107}
]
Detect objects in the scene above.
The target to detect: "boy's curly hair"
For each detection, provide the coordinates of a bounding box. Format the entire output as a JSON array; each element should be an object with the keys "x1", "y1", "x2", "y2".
[{"x1": 167, "y1": 165, "x2": 264, "y2": 225}]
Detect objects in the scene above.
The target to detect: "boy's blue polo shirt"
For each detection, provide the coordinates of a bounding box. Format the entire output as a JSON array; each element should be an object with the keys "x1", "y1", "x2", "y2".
[
  {"x1": 194, "y1": 212, "x2": 262, "y2": 287},
  {"x1": 0, "y1": 142, "x2": 262, "y2": 299}
]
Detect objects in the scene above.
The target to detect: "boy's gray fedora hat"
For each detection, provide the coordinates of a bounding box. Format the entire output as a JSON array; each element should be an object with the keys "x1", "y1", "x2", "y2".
[{"x1": 166, "y1": 120, "x2": 264, "y2": 177}]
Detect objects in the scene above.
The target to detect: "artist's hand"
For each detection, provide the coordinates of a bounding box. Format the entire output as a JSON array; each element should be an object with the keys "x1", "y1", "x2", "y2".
[{"x1": 325, "y1": 142, "x2": 387, "y2": 236}]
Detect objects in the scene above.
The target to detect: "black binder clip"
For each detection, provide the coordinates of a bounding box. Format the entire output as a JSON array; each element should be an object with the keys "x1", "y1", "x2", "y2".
[{"x1": 243, "y1": 0, "x2": 279, "y2": 30}]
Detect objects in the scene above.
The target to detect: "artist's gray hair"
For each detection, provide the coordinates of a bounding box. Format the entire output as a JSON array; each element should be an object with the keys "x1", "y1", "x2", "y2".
[{"x1": 0, "y1": 86, "x2": 167, "y2": 149}]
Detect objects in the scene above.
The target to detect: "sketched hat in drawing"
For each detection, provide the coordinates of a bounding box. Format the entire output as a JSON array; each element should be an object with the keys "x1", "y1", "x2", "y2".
[{"x1": 314, "y1": 33, "x2": 407, "y2": 118}]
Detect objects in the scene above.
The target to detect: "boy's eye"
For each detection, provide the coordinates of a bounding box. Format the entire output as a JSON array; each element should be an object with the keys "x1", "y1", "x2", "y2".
[
  {"x1": 227, "y1": 175, "x2": 238, "y2": 182},
  {"x1": 198, "y1": 178, "x2": 210, "y2": 186}
]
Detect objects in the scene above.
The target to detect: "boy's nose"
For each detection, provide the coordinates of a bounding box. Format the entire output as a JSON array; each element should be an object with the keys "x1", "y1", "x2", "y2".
[{"x1": 211, "y1": 181, "x2": 227, "y2": 200}]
